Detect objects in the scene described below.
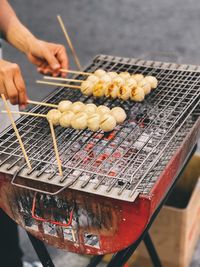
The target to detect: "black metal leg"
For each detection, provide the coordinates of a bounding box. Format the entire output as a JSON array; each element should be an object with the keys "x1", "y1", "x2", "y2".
[
  {"x1": 106, "y1": 239, "x2": 139, "y2": 267},
  {"x1": 144, "y1": 233, "x2": 162, "y2": 267},
  {"x1": 27, "y1": 232, "x2": 55, "y2": 267},
  {"x1": 86, "y1": 255, "x2": 104, "y2": 267}
]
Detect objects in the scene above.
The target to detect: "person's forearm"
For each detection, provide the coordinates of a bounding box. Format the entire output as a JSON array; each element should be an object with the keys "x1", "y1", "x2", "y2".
[{"x1": 0, "y1": 0, "x2": 37, "y2": 54}]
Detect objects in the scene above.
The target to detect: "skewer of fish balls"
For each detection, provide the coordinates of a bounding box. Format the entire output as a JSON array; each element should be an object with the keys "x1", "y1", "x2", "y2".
[
  {"x1": 46, "y1": 101, "x2": 127, "y2": 132},
  {"x1": 80, "y1": 71, "x2": 158, "y2": 102},
  {"x1": 39, "y1": 68, "x2": 158, "y2": 102}
]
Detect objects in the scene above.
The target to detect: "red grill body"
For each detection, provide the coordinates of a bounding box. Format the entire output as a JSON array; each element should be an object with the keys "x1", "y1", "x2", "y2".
[{"x1": 0, "y1": 55, "x2": 199, "y2": 254}]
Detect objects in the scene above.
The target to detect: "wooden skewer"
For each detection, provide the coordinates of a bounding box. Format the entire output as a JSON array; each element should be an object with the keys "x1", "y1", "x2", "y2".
[
  {"x1": 48, "y1": 120, "x2": 63, "y2": 176},
  {"x1": 71, "y1": 228, "x2": 76, "y2": 242},
  {"x1": 43, "y1": 76, "x2": 82, "y2": 83},
  {"x1": 1, "y1": 110, "x2": 47, "y2": 118},
  {"x1": 36, "y1": 80, "x2": 81, "y2": 89},
  {"x1": 1, "y1": 94, "x2": 32, "y2": 170},
  {"x1": 28, "y1": 100, "x2": 57, "y2": 108},
  {"x1": 57, "y1": 15, "x2": 82, "y2": 71},
  {"x1": 60, "y1": 68, "x2": 91, "y2": 76}
]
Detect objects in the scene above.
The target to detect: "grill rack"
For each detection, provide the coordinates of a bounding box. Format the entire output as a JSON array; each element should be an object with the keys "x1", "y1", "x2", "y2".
[{"x1": 0, "y1": 55, "x2": 199, "y2": 202}]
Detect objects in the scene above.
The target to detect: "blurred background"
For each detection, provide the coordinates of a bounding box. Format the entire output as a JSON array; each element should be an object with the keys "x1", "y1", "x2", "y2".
[
  {"x1": 2, "y1": 0, "x2": 200, "y2": 266},
  {"x1": 4, "y1": 0, "x2": 200, "y2": 100}
]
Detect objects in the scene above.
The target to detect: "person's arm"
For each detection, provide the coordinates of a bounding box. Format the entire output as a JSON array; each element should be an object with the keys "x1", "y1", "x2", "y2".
[
  {"x1": 0, "y1": 0, "x2": 68, "y2": 75},
  {"x1": 0, "y1": 0, "x2": 36, "y2": 54},
  {"x1": 0, "y1": 0, "x2": 68, "y2": 107}
]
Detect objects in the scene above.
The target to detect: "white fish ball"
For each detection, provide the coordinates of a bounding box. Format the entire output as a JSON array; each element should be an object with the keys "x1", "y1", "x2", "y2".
[
  {"x1": 47, "y1": 109, "x2": 61, "y2": 126},
  {"x1": 100, "y1": 114, "x2": 117, "y2": 132},
  {"x1": 58, "y1": 100, "x2": 72, "y2": 113},
  {"x1": 71, "y1": 112, "x2": 88, "y2": 130},
  {"x1": 130, "y1": 87, "x2": 145, "y2": 102},
  {"x1": 110, "y1": 107, "x2": 127, "y2": 124},
  {"x1": 96, "y1": 105, "x2": 111, "y2": 116},
  {"x1": 59, "y1": 111, "x2": 74, "y2": 128},
  {"x1": 144, "y1": 76, "x2": 158, "y2": 89},
  {"x1": 71, "y1": 101, "x2": 85, "y2": 114},
  {"x1": 87, "y1": 113, "x2": 101, "y2": 131},
  {"x1": 94, "y1": 69, "x2": 106, "y2": 77},
  {"x1": 81, "y1": 80, "x2": 94, "y2": 96}
]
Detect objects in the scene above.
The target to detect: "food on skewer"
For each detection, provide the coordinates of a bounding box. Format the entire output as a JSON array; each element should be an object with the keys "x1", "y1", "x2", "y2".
[
  {"x1": 107, "y1": 71, "x2": 118, "y2": 79},
  {"x1": 29, "y1": 99, "x2": 127, "y2": 132},
  {"x1": 71, "y1": 101, "x2": 85, "y2": 114},
  {"x1": 113, "y1": 76, "x2": 125, "y2": 87},
  {"x1": 100, "y1": 114, "x2": 117, "y2": 132},
  {"x1": 110, "y1": 107, "x2": 127, "y2": 124},
  {"x1": 130, "y1": 87, "x2": 145, "y2": 102},
  {"x1": 80, "y1": 80, "x2": 94, "y2": 96},
  {"x1": 119, "y1": 71, "x2": 131, "y2": 80},
  {"x1": 105, "y1": 83, "x2": 119, "y2": 99},
  {"x1": 84, "y1": 103, "x2": 97, "y2": 115},
  {"x1": 99, "y1": 74, "x2": 112, "y2": 84},
  {"x1": 87, "y1": 113, "x2": 101, "y2": 132},
  {"x1": 87, "y1": 75, "x2": 100, "y2": 83},
  {"x1": 132, "y1": 74, "x2": 144, "y2": 82},
  {"x1": 144, "y1": 76, "x2": 158, "y2": 89},
  {"x1": 47, "y1": 109, "x2": 62, "y2": 126},
  {"x1": 96, "y1": 105, "x2": 111, "y2": 116},
  {"x1": 71, "y1": 112, "x2": 88, "y2": 130},
  {"x1": 59, "y1": 111, "x2": 74, "y2": 128},
  {"x1": 126, "y1": 77, "x2": 137, "y2": 89},
  {"x1": 138, "y1": 79, "x2": 151, "y2": 95},
  {"x1": 117, "y1": 85, "x2": 131, "y2": 101},
  {"x1": 93, "y1": 82, "x2": 107, "y2": 97},
  {"x1": 94, "y1": 69, "x2": 106, "y2": 77},
  {"x1": 42, "y1": 68, "x2": 158, "y2": 102},
  {"x1": 58, "y1": 100, "x2": 72, "y2": 113}
]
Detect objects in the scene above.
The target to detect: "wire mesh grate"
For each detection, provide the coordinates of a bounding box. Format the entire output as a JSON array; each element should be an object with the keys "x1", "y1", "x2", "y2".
[{"x1": 0, "y1": 55, "x2": 199, "y2": 201}]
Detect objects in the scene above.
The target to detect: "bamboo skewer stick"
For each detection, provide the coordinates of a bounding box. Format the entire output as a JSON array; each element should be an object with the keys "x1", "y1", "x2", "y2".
[
  {"x1": 27, "y1": 100, "x2": 57, "y2": 108},
  {"x1": 1, "y1": 110, "x2": 47, "y2": 118},
  {"x1": 44, "y1": 76, "x2": 82, "y2": 83},
  {"x1": 36, "y1": 80, "x2": 81, "y2": 89},
  {"x1": 71, "y1": 228, "x2": 76, "y2": 242},
  {"x1": 60, "y1": 68, "x2": 91, "y2": 76},
  {"x1": 1, "y1": 94, "x2": 32, "y2": 170},
  {"x1": 48, "y1": 120, "x2": 63, "y2": 176},
  {"x1": 1, "y1": 108, "x2": 63, "y2": 176},
  {"x1": 57, "y1": 15, "x2": 82, "y2": 71}
]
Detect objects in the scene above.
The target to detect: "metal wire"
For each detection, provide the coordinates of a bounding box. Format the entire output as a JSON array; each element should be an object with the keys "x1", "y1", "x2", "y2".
[{"x1": 0, "y1": 55, "x2": 199, "y2": 201}]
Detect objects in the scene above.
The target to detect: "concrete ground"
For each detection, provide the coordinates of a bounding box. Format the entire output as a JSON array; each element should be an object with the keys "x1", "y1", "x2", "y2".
[{"x1": 2, "y1": 0, "x2": 200, "y2": 266}]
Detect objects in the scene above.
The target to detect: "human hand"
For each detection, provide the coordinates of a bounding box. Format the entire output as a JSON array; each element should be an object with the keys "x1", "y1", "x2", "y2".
[
  {"x1": 26, "y1": 39, "x2": 68, "y2": 77},
  {"x1": 0, "y1": 59, "x2": 27, "y2": 108}
]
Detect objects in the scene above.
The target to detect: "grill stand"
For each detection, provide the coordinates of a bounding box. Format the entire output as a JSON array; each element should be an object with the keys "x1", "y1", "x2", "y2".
[{"x1": 26, "y1": 144, "x2": 197, "y2": 267}]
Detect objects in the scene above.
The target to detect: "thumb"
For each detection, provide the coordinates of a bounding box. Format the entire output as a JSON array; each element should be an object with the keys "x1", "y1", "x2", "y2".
[{"x1": 43, "y1": 50, "x2": 60, "y2": 70}]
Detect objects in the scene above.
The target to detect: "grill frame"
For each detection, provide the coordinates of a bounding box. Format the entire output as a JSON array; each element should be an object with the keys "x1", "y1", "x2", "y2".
[{"x1": 0, "y1": 54, "x2": 199, "y2": 202}]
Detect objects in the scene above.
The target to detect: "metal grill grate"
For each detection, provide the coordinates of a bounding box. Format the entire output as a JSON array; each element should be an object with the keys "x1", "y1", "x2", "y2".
[{"x1": 0, "y1": 55, "x2": 199, "y2": 202}]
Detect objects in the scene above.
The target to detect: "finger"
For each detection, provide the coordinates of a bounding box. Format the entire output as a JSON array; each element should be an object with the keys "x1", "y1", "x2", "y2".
[
  {"x1": 38, "y1": 65, "x2": 53, "y2": 75},
  {"x1": 27, "y1": 54, "x2": 44, "y2": 67},
  {"x1": 0, "y1": 79, "x2": 8, "y2": 98},
  {"x1": 13, "y1": 70, "x2": 27, "y2": 107},
  {"x1": 56, "y1": 47, "x2": 68, "y2": 77},
  {"x1": 3, "y1": 77, "x2": 19, "y2": 105},
  {"x1": 37, "y1": 62, "x2": 49, "y2": 73},
  {"x1": 43, "y1": 49, "x2": 60, "y2": 71}
]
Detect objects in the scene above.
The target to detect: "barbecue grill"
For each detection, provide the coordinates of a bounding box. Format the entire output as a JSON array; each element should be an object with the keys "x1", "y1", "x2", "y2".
[{"x1": 0, "y1": 55, "x2": 199, "y2": 256}]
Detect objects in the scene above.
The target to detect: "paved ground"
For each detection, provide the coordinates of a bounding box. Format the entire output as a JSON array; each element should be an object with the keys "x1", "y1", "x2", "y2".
[{"x1": 2, "y1": 0, "x2": 200, "y2": 266}]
